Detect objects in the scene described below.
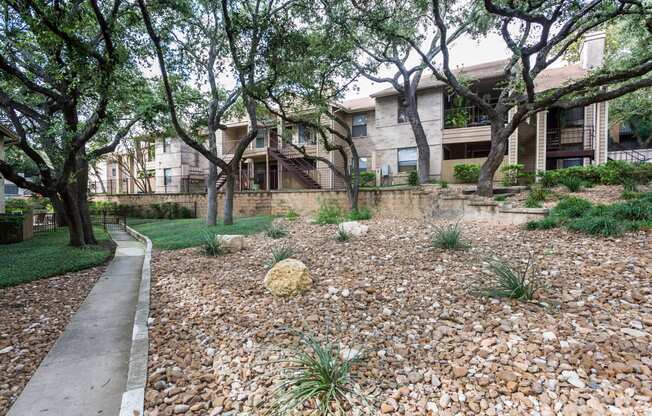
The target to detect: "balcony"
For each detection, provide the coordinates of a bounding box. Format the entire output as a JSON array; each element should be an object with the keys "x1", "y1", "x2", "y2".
[
  {"x1": 444, "y1": 106, "x2": 491, "y2": 129},
  {"x1": 546, "y1": 126, "x2": 594, "y2": 159}
]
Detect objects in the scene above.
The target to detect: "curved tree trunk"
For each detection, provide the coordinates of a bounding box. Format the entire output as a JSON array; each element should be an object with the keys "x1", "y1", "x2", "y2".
[
  {"x1": 478, "y1": 123, "x2": 508, "y2": 197},
  {"x1": 61, "y1": 187, "x2": 85, "y2": 246},
  {"x1": 405, "y1": 98, "x2": 430, "y2": 184},
  {"x1": 223, "y1": 171, "x2": 235, "y2": 225},
  {"x1": 77, "y1": 154, "x2": 97, "y2": 245},
  {"x1": 206, "y1": 163, "x2": 218, "y2": 226}
]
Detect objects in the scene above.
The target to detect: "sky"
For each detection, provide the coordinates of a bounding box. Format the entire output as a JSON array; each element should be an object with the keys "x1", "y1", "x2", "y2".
[{"x1": 344, "y1": 33, "x2": 511, "y2": 100}]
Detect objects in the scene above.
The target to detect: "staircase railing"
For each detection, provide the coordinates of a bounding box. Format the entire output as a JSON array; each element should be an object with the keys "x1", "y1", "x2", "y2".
[{"x1": 608, "y1": 141, "x2": 650, "y2": 163}]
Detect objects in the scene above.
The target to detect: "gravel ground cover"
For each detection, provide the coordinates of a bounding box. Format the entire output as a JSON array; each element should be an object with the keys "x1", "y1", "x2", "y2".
[
  {"x1": 504, "y1": 185, "x2": 651, "y2": 208},
  {"x1": 144, "y1": 218, "x2": 651, "y2": 416},
  {"x1": 0, "y1": 265, "x2": 105, "y2": 415}
]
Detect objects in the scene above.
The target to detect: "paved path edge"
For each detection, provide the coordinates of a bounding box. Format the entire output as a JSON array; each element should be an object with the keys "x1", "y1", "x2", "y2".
[{"x1": 119, "y1": 226, "x2": 152, "y2": 416}]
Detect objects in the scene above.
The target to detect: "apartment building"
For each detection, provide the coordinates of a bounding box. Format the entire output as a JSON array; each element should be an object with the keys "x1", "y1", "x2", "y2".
[
  {"x1": 214, "y1": 31, "x2": 620, "y2": 190},
  {"x1": 92, "y1": 31, "x2": 646, "y2": 195},
  {"x1": 91, "y1": 135, "x2": 210, "y2": 195}
]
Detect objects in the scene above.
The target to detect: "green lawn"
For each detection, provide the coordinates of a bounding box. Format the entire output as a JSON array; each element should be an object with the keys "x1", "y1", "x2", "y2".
[
  {"x1": 131, "y1": 216, "x2": 274, "y2": 250},
  {"x1": 0, "y1": 227, "x2": 113, "y2": 288}
]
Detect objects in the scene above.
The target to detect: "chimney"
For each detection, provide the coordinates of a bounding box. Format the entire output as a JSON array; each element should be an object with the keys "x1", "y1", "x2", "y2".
[{"x1": 579, "y1": 31, "x2": 606, "y2": 69}]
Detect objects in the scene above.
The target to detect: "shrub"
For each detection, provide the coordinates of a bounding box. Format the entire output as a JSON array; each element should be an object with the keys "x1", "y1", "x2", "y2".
[
  {"x1": 266, "y1": 334, "x2": 368, "y2": 416},
  {"x1": 568, "y1": 216, "x2": 624, "y2": 237},
  {"x1": 494, "y1": 195, "x2": 507, "y2": 202},
  {"x1": 525, "y1": 185, "x2": 548, "y2": 208},
  {"x1": 608, "y1": 199, "x2": 652, "y2": 222},
  {"x1": 537, "y1": 161, "x2": 652, "y2": 188},
  {"x1": 524, "y1": 195, "x2": 543, "y2": 208},
  {"x1": 621, "y1": 190, "x2": 642, "y2": 200},
  {"x1": 265, "y1": 245, "x2": 294, "y2": 268},
  {"x1": 359, "y1": 171, "x2": 376, "y2": 187},
  {"x1": 471, "y1": 258, "x2": 541, "y2": 301},
  {"x1": 500, "y1": 163, "x2": 524, "y2": 186},
  {"x1": 335, "y1": 229, "x2": 351, "y2": 242},
  {"x1": 553, "y1": 197, "x2": 593, "y2": 219},
  {"x1": 315, "y1": 200, "x2": 343, "y2": 225},
  {"x1": 525, "y1": 216, "x2": 558, "y2": 230},
  {"x1": 432, "y1": 222, "x2": 468, "y2": 250},
  {"x1": 286, "y1": 209, "x2": 299, "y2": 221},
  {"x1": 5, "y1": 198, "x2": 33, "y2": 213},
  {"x1": 266, "y1": 223, "x2": 288, "y2": 239},
  {"x1": 440, "y1": 180, "x2": 448, "y2": 189},
  {"x1": 348, "y1": 207, "x2": 371, "y2": 221},
  {"x1": 453, "y1": 163, "x2": 480, "y2": 183},
  {"x1": 408, "y1": 170, "x2": 419, "y2": 186},
  {"x1": 559, "y1": 176, "x2": 583, "y2": 192},
  {"x1": 201, "y1": 232, "x2": 224, "y2": 256}
]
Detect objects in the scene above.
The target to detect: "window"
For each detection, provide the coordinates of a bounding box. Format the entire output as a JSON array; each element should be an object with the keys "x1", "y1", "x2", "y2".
[
  {"x1": 298, "y1": 124, "x2": 314, "y2": 145},
  {"x1": 111, "y1": 167, "x2": 117, "y2": 177},
  {"x1": 5, "y1": 183, "x2": 18, "y2": 195},
  {"x1": 256, "y1": 129, "x2": 266, "y2": 148},
  {"x1": 163, "y1": 168, "x2": 172, "y2": 186},
  {"x1": 352, "y1": 114, "x2": 368, "y2": 137},
  {"x1": 163, "y1": 137, "x2": 172, "y2": 153},
  {"x1": 561, "y1": 107, "x2": 584, "y2": 128},
  {"x1": 397, "y1": 147, "x2": 417, "y2": 173},
  {"x1": 397, "y1": 97, "x2": 412, "y2": 123},
  {"x1": 147, "y1": 143, "x2": 155, "y2": 160},
  {"x1": 562, "y1": 158, "x2": 583, "y2": 168},
  {"x1": 358, "y1": 157, "x2": 368, "y2": 172}
]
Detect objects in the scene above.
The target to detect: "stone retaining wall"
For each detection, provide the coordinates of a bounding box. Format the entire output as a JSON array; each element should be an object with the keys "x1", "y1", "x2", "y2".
[{"x1": 92, "y1": 186, "x2": 547, "y2": 224}]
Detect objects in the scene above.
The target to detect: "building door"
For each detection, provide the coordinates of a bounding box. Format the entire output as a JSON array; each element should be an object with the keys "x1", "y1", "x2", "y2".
[
  {"x1": 269, "y1": 163, "x2": 278, "y2": 190},
  {"x1": 254, "y1": 162, "x2": 267, "y2": 190}
]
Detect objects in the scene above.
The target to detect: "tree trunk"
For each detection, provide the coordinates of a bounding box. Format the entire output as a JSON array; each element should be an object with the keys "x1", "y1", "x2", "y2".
[
  {"x1": 77, "y1": 155, "x2": 97, "y2": 245},
  {"x1": 346, "y1": 179, "x2": 359, "y2": 211},
  {"x1": 478, "y1": 124, "x2": 508, "y2": 197},
  {"x1": 405, "y1": 97, "x2": 430, "y2": 183},
  {"x1": 223, "y1": 171, "x2": 235, "y2": 225},
  {"x1": 50, "y1": 194, "x2": 68, "y2": 227},
  {"x1": 206, "y1": 163, "x2": 218, "y2": 226},
  {"x1": 61, "y1": 187, "x2": 85, "y2": 246}
]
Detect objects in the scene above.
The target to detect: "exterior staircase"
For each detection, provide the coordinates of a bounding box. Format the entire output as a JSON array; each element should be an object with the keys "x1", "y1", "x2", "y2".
[
  {"x1": 268, "y1": 148, "x2": 321, "y2": 189},
  {"x1": 608, "y1": 142, "x2": 651, "y2": 163},
  {"x1": 215, "y1": 173, "x2": 227, "y2": 190}
]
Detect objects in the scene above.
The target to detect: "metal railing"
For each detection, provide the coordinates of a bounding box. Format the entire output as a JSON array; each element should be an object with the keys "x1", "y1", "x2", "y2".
[
  {"x1": 33, "y1": 212, "x2": 60, "y2": 233},
  {"x1": 444, "y1": 106, "x2": 491, "y2": 129},
  {"x1": 546, "y1": 127, "x2": 594, "y2": 151}
]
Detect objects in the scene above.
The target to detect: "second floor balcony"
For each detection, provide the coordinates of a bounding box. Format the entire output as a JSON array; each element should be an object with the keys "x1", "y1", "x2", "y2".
[{"x1": 444, "y1": 106, "x2": 491, "y2": 129}]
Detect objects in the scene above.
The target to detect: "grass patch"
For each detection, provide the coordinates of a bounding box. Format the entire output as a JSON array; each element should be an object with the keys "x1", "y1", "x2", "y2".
[
  {"x1": 567, "y1": 215, "x2": 625, "y2": 237},
  {"x1": 285, "y1": 209, "x2": 299, "y2": 221},
  {"x1": 471, "y1": 258, "x2": 542, "y2": 301},
  {"x1": 266, "y1": 223, "x2": 288, "y2": 239},
  {"x1": 348, "y1": 207, "x2": 371, "y2": 221},
  {"x1": 201, "y1": 231, "x2": 225, "y2": 256},
  {"x1": 432, "y1": 222, "x2": 468, "y2": 250},
  {"x1": 265, "y1": 245, "x2": 295, "y2": 269},
  {"x1": 0, "y1": 227, "x2": 112, "y2": 288},
  {"x1": 335, "y1": 229, "x2": 351, "y2": 242},
  {"x1": 559, "y1": 176, "x2": 583, "y2": 192},
  {"x1": 132, "y1": 216, "x2": 273, "y2": 250},
  {"x1": 265, "y1": 333, "x2": 368, "y2": 415},
  {"x1": 315, "y1": 200, "x2": 343, "y2": 225}
]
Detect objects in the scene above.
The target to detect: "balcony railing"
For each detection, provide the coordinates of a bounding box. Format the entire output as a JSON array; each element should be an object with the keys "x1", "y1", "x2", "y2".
[
  {"x1": 546, "y1": 127, "x2": 593, "y2": 151},
  {"x1": 444, "y1": 106, "x2": 491, "y2": 129}
]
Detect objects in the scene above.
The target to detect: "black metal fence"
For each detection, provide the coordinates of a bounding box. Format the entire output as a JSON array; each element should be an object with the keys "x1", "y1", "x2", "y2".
[{"x1": 33, "y1": 212, "x2": 59, "y2": 233}]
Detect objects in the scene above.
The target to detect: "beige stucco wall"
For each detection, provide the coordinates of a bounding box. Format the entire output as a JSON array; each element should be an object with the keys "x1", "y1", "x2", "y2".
[
  {"x1": 372, "y1": 89, "x2": 444, "y2": 178},
  {"x1": 441, "y1": 157, "x2": 507, "y2": 183}
]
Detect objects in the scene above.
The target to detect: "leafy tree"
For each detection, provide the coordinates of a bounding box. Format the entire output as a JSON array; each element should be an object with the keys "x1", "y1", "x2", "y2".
[
  {"x1": 0, "y1": 0, "x2": 151, "y2": 245},
  {"x1": 408, "y1": 0, "x2": 652, "y2": 196},
  {"x1": 323, "y1": 0, "x2": 486, "y2": 183}
]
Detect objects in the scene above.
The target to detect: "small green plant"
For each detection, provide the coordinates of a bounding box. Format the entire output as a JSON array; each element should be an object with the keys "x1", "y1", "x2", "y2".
[
  {"x1": 266, "y1": 223, "x2": 288, "y2": 239},
  {"x1": 559, "y1": 176, "x2": 583, "y2": 192},
  {"x1": 286, "y1": 209, "x2": 299, "y2": 221},
  {"x1": 621, "y1": 190, "x2": 642, "y2": 200},
  {"x1": 315, "y1": 200, "x2": 343, "y2": 225},
  {"x1": 453, "y1": 163, "x2": 480, "y2": 183},
  {"x1": 494, "y1": 195, "x2": 507, "y2": 202},
  {"x1": 408, "y1": 170, "x2": 419, "y2": 186},
  {"x1": 623, "y1": 179, "x2": 638, "y2": 193},
  {"x1": 359, "y1": 171, "x2": 376, "y2": 187},
  {"x1": 348, "y1": 207, "x2": 371, "y2": 221},
  {"x1": 335, "y1": 229, "x2": 351, "y2": 242},
  {"x1": 525, "y1": 216, "x2": 558, "y2": 230},
  {"x1": 265, "y1": 333, "x2": 368, "y2": 416},
  {"x1": 265, "y1": 245, "x2": 295, "y2": 268},
  {"x1": 440, "y1": 180, "x2": 448, "y2": 189},
  {"x1": 201, "y1": 232, "x2": 225, "y2": 256},
  {"x1": 471, "y1": 258, "x2": 541, "y2": 301},
  {"x1": 432, "y1": 221, "x2": 468, "y2": 250},
  {"x1": 554, "y1": 197, "x2": 592, "y2": 219},
  {"x1": 567, "y1": 216, "x2": 624, "y2": 237},
  {"x1": 500, "y1": 163, "x2": 524, "y2": 186}
]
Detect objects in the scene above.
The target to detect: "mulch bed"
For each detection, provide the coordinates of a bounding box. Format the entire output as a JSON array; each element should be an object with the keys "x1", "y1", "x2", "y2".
[
  {"x1": 144, "y1": 218, "x2": 651, "y2": 415},
  {"x1": 0, "y1": 266, "x2": 105, "y2": 415}
]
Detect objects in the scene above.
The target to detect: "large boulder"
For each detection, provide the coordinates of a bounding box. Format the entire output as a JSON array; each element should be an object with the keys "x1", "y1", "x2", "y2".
[
  {"x1": 338, "y1": 221, "x2": 369, "y2": 237},
  {"x1": 215, "y1": 235, "x2": 247, "y2": 253},
  {"x1": 264, "y1": 259, "x2": 312, "y2": 297}
]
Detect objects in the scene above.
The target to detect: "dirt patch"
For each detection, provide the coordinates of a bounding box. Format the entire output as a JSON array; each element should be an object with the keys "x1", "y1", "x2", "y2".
[
  {"x1": 0, "y1": 266, "x2": 104, "y2": 415},
  {"x1": 145, "y1": 218, "x2": 651, "y2": 415}
]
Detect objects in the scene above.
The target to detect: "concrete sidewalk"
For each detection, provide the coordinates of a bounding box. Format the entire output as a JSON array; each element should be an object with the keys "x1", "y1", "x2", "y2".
[{"x1": 8, "y1": 230, "x2": 144, "y2": 416}]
